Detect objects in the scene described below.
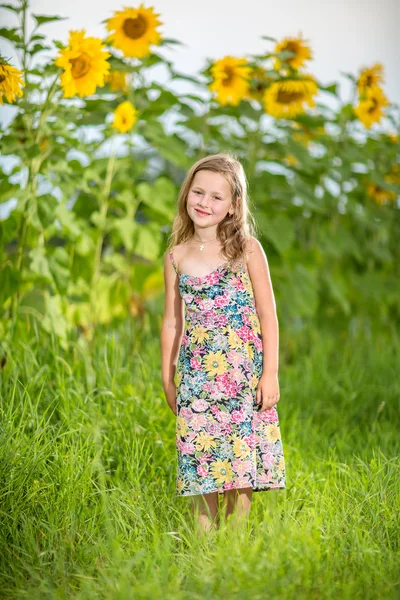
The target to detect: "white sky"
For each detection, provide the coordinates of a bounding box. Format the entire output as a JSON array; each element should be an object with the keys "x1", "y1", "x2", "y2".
[{"x1": 1, "y1": 0, "x2": 399, "y2": 105}]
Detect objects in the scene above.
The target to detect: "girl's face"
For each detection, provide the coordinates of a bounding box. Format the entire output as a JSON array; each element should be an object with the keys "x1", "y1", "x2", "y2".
[{"x1": 187, "y1": 170, "x2": 233, "y2": 226}]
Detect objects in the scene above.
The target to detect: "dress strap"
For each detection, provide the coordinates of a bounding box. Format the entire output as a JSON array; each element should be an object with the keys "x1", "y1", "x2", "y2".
[{"x1": 169, "y1": 250, "x2": 179, "y2": 274}]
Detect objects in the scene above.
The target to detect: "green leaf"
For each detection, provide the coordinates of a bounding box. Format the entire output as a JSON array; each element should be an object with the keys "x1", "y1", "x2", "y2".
[
  {"x1": 0, "y1": 264, "x2": 19, "y2": 305},
  {"x1": 260, "y1": 214, "x2": 295, "y2": 255},
  {"x1": 0, "y1": 27, "x2": 22, "y2": 44},
  {"x1": 32, "y1": 14, "x2": 67, "y2": 26},
  {"x1": 112, "y1": 217, "x2": 137, "y2": 251},
  {"x1": 37, "y1": 194, "x2": 59, "y2": 229},
  {"x1": 48, "y1": 247, "x2": 70, "y2": 294},
  {"x1": 28, "y1": 247, "x2": 54, "y2": 285}
]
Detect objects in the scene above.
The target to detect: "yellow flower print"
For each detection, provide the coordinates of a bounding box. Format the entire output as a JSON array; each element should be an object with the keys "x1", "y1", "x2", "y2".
[
  {"x1": 244, "y1": 340, "x2": 254, "y2": 361},
  {"x1": 227, "y1": 328, "x2": 244, "y2": 350},
  {"x1": 248, "y1": 313, "x2": 261, "y2": 335},
  {"x1": 210, "y1": 459, "x2": 234, "y2": 484},
  {"x1": 278, "y1": 456, "x2": 285, "y2": 471},
  {"x1": 176, "y1": 416, "x2": 187, "y2": 439},
  {"x1": 195, "y1": 431, "x2": 217, "y2": 452},
  {"x1": 265, "y1": 424, "x2": 280, "y2": 443},
  {"x1": 191, "y1": 324, "x2": 209, "y2": 344},
  {"x1": 204, "y1": 350, "x2": 229, "y2": 376},
  {"x1": 233, "y1": 437, "x2": 251, "y2": 459}
]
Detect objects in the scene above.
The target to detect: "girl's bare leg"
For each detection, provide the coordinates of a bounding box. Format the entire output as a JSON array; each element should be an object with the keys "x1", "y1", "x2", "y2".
[
  {"x1": 192, "y1": 491, "x2": 219, "y2": 535},
  {"x1": 223, "y1": 487, "x2": 253, "y2": 523}
]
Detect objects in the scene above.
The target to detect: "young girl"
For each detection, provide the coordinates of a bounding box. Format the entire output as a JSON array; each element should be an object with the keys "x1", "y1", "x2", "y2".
[{"x1": 161, "y1": 153, "x2": 286, "y2": 533}]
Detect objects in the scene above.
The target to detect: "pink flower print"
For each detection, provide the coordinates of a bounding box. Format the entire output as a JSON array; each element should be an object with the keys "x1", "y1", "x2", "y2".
[
  {"x1": 220, "y1": 422, "x2": 232, "y2": 435},
  {"x1": 244, "y1": 433, "x2": 256, "y2": 450},
  {"x1": 231, "y1": 409, "x2": 246, "y2": 423},
  {"x1": 215, "y1": 313, "x2": 229, "y2": 327},
  {"x1": 190, "y1": 413, "x2": 207, "y2": 431},
  {"x1": 190, "y1": 357, "x2": 202, "y2": 371},
  {"x1": 242, "y1": 314, "x2": 251, "y2": 327},
  {"x1": 182, "y1": 334, "x2": 190, "y2": 347},
  {"x1": 233, "y1": 278, "x2": 245, "y2": 291},
  {"x1": 199, "y1": 298, "x2": 215, "y2": 312},
  {"x1": 242, "y1": 305, "x2": 251, "y2": 314},
  {"x1": 180, "y1": 407, "x2": 194, "y2": 420},
  {"x1": 241, "y1": 460, "x2": 253, "y2": 473},
  {"x1": 232, "y1": 458, "x2": 247, "y2": 476},
  {"x1": 236, "y1": 325, "x2": 251, "y2": 342},
  {"x1": 181, "y1": 442, "x2": 196, "y2": 454},
  {"x1": 210, "y1": 404, "x2": 219, "y2": 415},
  {"x1": 263, "y1": 407, "x2": 278, "y2": 422},
  {"x1": 216, "y1": 411, "x2": 231, "y2": 424},
  {"x1": 183, "y1": 293, "x2": 194, "y2": 303},
  {"x1": 236, "y1": 476, "x2": 252, "y2": 488},
  {"x1": 214, "y1": 294, "x2": 230, "y2": 308},
  {"x1": 192, "y1": 346, "x2": 204, "y2": 357},
  {"x1": 254, "y1": 336, "x2": 263, "y2": 352},
  {"x1": 257, "y1": 471, "x2": 272, "y2": 484},
  {"x1": 192, "y1": 398, "x2": 208, "y2": 412},
  {"x1": 197, "y1": 465, "x2": 208, "y2": 477},
  {"x1": 262, "y1": 452, "x2": 275, "y2": 469},
  {"x1": 205, "y1": 420, "x2": 221, "y2": 436},
  {"x1": 223, "y1": 481, "x2": 235, "y2": 490}
]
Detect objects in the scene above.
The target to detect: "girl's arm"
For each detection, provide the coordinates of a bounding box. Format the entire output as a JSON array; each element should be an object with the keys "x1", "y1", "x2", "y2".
[
  {"x1": 247, "y1": 237, "x2": 279, "y2": 376},
  {"x1": 160, "y1": 250, "x2": 185, "y2": 409}
]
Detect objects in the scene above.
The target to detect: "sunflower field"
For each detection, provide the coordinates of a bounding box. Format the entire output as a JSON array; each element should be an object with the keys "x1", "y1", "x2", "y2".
[
  {"x1": 0, "y1": 1, "x2": 399, "y2": 344},
  {"x1": 1, "y1": 3, "x2": 400, "y2": 598}
]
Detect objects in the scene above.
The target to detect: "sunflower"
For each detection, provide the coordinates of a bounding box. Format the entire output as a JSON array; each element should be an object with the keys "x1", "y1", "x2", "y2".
[
  {"x1": 354, "y1": 84, "x2": 389, "y2": 128},
  {"x1": 273, "y1": 34, "x2": 313, "y2": 71},
  {"x1": 244, "y1": 65, "x2": 271, "y2": 103},
  {"x1": 106, "y1": 5, "x2": 163, "y2": 59},
  {"x1": 55, "y1": 30, "x2": 110, "y2": 98},
  {"x1": 357, "y1": 63, "x2": 384, "y2": 96},
  {"x1": 112, "y1": 100, "x2": 138, "y2": 133},
  {"x1": 367, "y1": 182, "x2": 396, "y2": 205},
  {"x1": 105, "y1": 70, "x2": 129, "y2": 91},
  {"x1": 209, "y1": 56, "x2": 252, "y2": 106},
  {"x1": 0, "y1": 57, "x2": 25, "y2": 104},
  {"x1": 263, "y1": 76, "x2": 318, "y2": 119}
]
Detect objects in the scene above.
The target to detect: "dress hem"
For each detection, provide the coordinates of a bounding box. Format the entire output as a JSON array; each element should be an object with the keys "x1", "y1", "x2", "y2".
[{"x1": 176, "y1": 483, "x2": 286, "y2": 498}]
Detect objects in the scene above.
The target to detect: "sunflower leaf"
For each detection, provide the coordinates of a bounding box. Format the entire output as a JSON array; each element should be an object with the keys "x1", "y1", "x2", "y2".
[{"x1": 32, "y1": 14, "x2": 67, "y2": 27}]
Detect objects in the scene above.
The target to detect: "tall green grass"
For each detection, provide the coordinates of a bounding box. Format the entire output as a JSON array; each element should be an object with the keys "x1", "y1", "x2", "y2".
[{"x1": 0, "y1": 321, "x2": 399, "y2": 599}]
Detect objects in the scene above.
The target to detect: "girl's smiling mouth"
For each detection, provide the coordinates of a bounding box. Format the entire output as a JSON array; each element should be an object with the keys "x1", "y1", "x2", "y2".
[{"x1": 195, "y1": 208, "x2": 210, "y2": 216}]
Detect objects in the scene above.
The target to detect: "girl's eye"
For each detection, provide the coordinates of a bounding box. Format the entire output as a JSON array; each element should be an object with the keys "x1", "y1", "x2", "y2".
[
  {"x1": 194, "y1": 190, "x2": 201, "y2": 195},
  {"x1": 214, "y1": 197, "x2": 221, "y2": 201}
]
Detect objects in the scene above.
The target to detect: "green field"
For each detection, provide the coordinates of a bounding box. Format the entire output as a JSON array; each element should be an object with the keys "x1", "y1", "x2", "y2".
[{"x1": 1, "y1": 322, "x2": 398, "y2": 599}]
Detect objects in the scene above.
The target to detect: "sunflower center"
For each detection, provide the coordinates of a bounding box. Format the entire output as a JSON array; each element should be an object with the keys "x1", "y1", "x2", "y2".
[
  {"x1": 368, "y1": 98, "x2": 378, "y2": 114},
  {"x1": 284, "y1": 41, "x2": 298, "y2": 56},
  {"x1": 70, "y1": 53, "x2": 91, "y2": 79},
  {"x1": 123, "y1": 16, "x2": 147, "y2": 39},
  {"x1": 277, "y1": 89, "x2": 305, "y2": 104},
  {"x1": 222, "y1": 67, "x2": 235, "y2": 86}
]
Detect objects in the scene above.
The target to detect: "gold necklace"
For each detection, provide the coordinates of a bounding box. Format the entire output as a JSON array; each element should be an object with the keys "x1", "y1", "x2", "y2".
[{"x1": 193, "y1": 236, "x2": 218, "y2": 251}]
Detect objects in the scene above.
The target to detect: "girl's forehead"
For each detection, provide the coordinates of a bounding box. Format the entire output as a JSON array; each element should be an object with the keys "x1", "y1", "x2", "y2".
[{"x1": 191, "y1": 170, "x2": 231, "y2": 194}]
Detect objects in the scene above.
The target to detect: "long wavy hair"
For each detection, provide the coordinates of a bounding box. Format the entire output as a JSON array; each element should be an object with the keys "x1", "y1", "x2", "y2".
[{"x1": 166, "y1": 152, "x2": 259, "y2": 264}]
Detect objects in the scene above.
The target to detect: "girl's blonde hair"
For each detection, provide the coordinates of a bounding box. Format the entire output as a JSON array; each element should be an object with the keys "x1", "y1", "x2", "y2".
[{"x1": 167, "y1": 152, "x2": 259, "y2": 264}]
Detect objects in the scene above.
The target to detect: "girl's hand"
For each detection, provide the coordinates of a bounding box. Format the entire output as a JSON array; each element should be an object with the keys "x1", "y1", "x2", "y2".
[
  {"x1": 256, "y1": 372, "x2": 280, "y2": 413},
  {"x1": 165, "y1": 381, "x2": 177, "y2": 416}
]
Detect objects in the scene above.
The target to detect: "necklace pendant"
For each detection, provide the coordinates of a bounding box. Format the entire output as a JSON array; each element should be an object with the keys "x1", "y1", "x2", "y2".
[{"x1": 200, "y1": 244, "x2": 204, "y2": 251}]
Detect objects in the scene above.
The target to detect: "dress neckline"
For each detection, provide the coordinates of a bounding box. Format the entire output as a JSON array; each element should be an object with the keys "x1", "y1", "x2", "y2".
[{"x1": 178, "y1": 262, "x2": 230, "y2": 281}]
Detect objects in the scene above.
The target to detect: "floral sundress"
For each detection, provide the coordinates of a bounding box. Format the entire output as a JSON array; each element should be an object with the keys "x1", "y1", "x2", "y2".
[{"x1": 169, "y1": 249, "x2": 286, "y2": 497}]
